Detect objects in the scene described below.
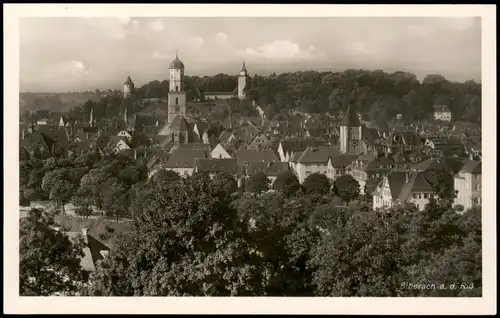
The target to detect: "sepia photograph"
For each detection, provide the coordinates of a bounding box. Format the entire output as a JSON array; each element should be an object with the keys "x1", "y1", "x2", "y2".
[{"x1": 4, "y1": 4, "x2": 496, "y2": 315}]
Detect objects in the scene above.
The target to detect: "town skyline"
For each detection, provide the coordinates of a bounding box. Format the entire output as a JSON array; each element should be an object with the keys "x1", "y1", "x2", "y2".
[{"x1": 20, "y1": 17, "x2": 481, "y2": 92}]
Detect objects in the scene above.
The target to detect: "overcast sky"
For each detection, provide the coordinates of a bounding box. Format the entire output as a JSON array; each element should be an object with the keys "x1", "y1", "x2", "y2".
[{"x1": 20, "y1": 17, "x2": 481, "y2": 92}]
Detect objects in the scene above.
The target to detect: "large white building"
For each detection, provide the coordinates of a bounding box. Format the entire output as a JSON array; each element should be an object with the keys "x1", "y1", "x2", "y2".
[{"x1": 454, "y1": 160, "x2": 481, "y2": 211}]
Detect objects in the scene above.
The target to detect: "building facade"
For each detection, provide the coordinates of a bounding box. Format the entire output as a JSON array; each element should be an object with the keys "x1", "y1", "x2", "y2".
[{"x1": 454, "y1": 160, "x2": 481, "y2": 211}]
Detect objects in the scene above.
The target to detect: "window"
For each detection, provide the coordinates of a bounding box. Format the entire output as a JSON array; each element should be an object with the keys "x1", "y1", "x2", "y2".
[
  {"x1": 175, "y1": 97, "x2": 179, "y2": 105},
  {"x1": 176, "y1": 86, "x2": 179, "y2": 92},
  {"x1": 336, "y1": 170, "x2": 341, "y2": 175},
  {"x1": 424, "y1": 193, "x2": 429, "y2": 199},
  {"x1": 413, "y1": 193, "x2": 418, "y2": 199},
  {"x1": 474, "y1": 184, "x2": 480, "y2": 191}
]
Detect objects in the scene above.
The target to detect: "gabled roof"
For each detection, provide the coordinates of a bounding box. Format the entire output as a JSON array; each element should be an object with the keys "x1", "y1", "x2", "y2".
[
  {"x1": 460, "y1": 160, "x2": 481, "y2": 174},
  {"x1": 374, "y1": 170, "x2": 437, "y2": 200},
  {"x1": 279, "y1": 138, "x2": 328, "y2": 155},
  {"x1": 340, "y1": 104, "x2": 361, "y2": 126},
  {"x1": 164, "y1": 149, "x2": 209, "y2": 168},
  {"x1": 235, "y1": 149, "x2": 279, "y2": 166},
  {"x1": 327, "y1": 154, "x2": 358, "y2": 168},
  {"x1": 246, "y1": 161, "x2": 290, "y2": 177},
  {"x1": 410, "y1": 158, "x2": 447, "y2": 172},
  {"x1": 194, "y1": 158, "x2": 239, "y2": 174},
  {"x1": 293, "y1": 146, "x2": 340, "y2": 164}
]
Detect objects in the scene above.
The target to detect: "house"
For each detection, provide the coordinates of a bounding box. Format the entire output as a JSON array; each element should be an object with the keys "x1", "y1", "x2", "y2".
[
  {"x1": 433, "y1": 105, "x2": 452, "y2": 122},
  {"x1": 193, "y1": 158, "x2": 240, "y2": 182},
  {"x1": 203, "y1": 92, "x2": 235, "y2": 100},
  {"x1": 163, "y1": 149, "x2": 209, "y2": 177},
  {"x1": 289, "y1": 146, "x2": 340, "y2": 183},
  {"x1": 235, "y1": 149, "x2": 279, "y2": 168},
  {"x1": 347, "y1": 152, "x2": 398, "y2": 195},
  {"x1": 277, "y1": 139, "x2": 328, "y2": 162},
  {"x1": 454, "y1": 160, "x2": 481, "y2": 211},
  {"x1": 246, "y1": 132, "x2": 271, "y2": 151},
  {"x1": 371, "y1": 170, "x2": 438, "y2": 211},
  {"x1": 219, "y1": 130, "x2": 238, "y2": 146},
  {"x1": 326, "y1": 154, "x2": 358, "y2": 180},
  {"x1": 63, "y1": 228, "x2": 110, "y2": 273},
  {"x1": 116, "y1": 130, "x2": 132, "y2": 141},
  {"x1": 245, "y1": 161, "x2": 290, "y2": 184},
  {"x1": 108, "y1": 136, "x2": 131, "y2": 154},
  {"x1": 211, "y1": 143, "x2": 232, "y2": 159}
]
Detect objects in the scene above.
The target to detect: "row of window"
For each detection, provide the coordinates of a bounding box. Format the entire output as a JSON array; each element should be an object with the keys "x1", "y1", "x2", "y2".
[{"x1": 412, "y1": 193, "x2": 432, "y2": 199}]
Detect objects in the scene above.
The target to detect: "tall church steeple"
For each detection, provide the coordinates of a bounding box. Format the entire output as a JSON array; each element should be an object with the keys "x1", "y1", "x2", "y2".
[
  {"x1": 167, "y1": 51, "x2": 186, "y2": 123},
  {"x1": 238, "y1": 61, "x2": 248, "y2": 100},
  {"x1": 339, "y1": 104, "x2": 363, "y2": 154}
]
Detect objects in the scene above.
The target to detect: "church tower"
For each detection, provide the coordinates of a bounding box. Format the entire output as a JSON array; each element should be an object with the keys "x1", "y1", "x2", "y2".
[
  {"x1": 167, "y1": 51, "x2": 187, "y2": 123},
  {"x1": 339, "y1": 104, "x2": 363, "y2": 154},
  {"x1": 123, "y1": 76, "x2": 135, "y2": 99},
  {"x1": 238, "y1": 61, "x2": 248, "y2": 100}
]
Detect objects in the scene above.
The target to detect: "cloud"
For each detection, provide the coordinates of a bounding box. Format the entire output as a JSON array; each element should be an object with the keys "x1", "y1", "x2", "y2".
[
  {"x1": 149, "y1": 20, "x2": 165, "y2": 33},
  {"x1": 152, "y1": 50, "x2": 173, "y2": 60},
  {"x1": 215, "y1": 32, "x2": 228, "y2": 43},
  {"x1": 85, "y1": 18, "x2": 129, "y2": 39},
  {"x1": 242, "y1": 40, "x2": 324, "y2": 59}
]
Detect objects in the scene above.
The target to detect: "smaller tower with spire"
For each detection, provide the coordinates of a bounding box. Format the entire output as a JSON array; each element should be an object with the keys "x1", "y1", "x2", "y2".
[
  {"x1": 238, "y1": 61, "x2": 248, "y2": 100},
  {"x1": 124, "y1": 75, "x2": 135, "y2": 99},
  {"x1": 339, "y1": 104, "x2": 363, "y2": 154}
]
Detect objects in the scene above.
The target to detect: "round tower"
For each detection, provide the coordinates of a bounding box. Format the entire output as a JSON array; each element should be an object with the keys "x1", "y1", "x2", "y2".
[
  {"x1": 123, "y1": 76, "x2": 135, "y2": 99},
  {"x1": 238, "y1": 61, "x2": 248, "y2": 100}
]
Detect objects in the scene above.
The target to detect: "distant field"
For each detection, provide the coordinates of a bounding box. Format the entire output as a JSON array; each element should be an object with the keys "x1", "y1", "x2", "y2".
[{"x1": 20, "y1": 93, "x2": 101, "y2": 113}]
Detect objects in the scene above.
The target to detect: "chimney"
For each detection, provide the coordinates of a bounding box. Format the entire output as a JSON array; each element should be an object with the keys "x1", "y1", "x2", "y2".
[
  {"x1": 81, "y1": 227, "x2": 88, "y2": 237},
  {"x1": 405, "y1": 170, "x2": 410, "y2": 183},
  {"x1": 469, "y1": 153, "x2": 474, "y2": 161},
  {"x1": 134, "y1": 149, "x2": 137, "y2": 160}
]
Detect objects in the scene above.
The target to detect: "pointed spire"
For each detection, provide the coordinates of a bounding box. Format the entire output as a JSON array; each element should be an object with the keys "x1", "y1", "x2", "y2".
[
  {"x1": 240, "y1": 60, "x2": 247, "y2": 73},
  {"x1": 340, "y1": 104, "x2": 361, "y2": 127}
]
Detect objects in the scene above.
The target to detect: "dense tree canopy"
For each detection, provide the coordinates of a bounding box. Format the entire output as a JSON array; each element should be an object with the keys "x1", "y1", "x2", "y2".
[{"x1": 20, "y1": 208, "x2": 86, "y2": 296}]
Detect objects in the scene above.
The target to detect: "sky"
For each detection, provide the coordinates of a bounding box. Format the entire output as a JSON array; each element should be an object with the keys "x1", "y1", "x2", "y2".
[{"x1": 19, "y1": 17, "x2": 481, "y2": 92}]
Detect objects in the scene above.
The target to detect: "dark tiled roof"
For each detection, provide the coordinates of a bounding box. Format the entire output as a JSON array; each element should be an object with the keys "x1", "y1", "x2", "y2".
[
  {"x1": 410, "y1": 158, "x2": 447, "y2": 172},
  {"x1": 194, "y1": 158, "x2": 239, "y2": 174},
  {"x1": 164, "y1": 149, "x2": 209, "y2": 168},
  {"x1": 246, "y1": 161, "x2": 289, "y2": 177},
  {"x1": 294, "y1": 146, "x2": 340, "y2": 164},
  {"x1": 235, "y1": 149, "x2": 279, "y2": 166},
  {"x1": 177, "y1": 143, "x2": 210, "y2": 151},
  {"x1": 280, "y1": 138, "x2": 328, "y2": 155},
  {"x1": 328, "y1": 154, "x2": 358, "y2": 168},
  {"x1": 460, "y1": 160, "x2": 481, "y2": 174},
  {"x1": 376, "y1": 170, "x2": 437, "y2": 201}
]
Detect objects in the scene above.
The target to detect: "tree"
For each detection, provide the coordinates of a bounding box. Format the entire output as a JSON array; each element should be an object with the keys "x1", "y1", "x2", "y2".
[
  {"x1": 432, "y1": 170, "x2": 456, "y2": 201},
  {"x1": 86, "y1": 177, "x2": 260, "y2": 296},
  {"x1": 212, "y1": 172, "x2": 239, "y2": 194},
  {"x1": 332, "y1": 174, "x2": 360, "y2": 205},
  {"x1": 272, "y1": 172, "x2": 301, "y2": 197},
  {"x1": 75, "y1": 205, "x2": 93, "y2": 219},
  {"x1": 246, "y1": 172, "x2": 270, "y2": 194},
  {"x1": 102, "y1": 182, "x2": 128, "y2": 222},
  {"x1": 20, "y1": 208, "x2": 86, "y2": 296},
  {"x1": 49, "y1": 179, "x2": 74, "y2": 214},
  {"x1": 151, "y1": 169, "x2": 181, "y2": 185},
  {"x1": 303, "y1": 173, "x2": 330, "y2": 196}
]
